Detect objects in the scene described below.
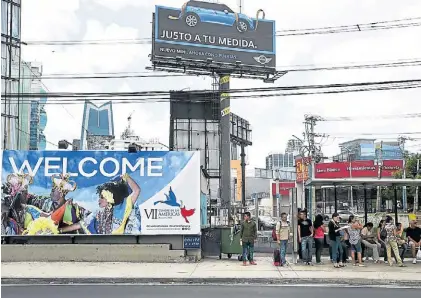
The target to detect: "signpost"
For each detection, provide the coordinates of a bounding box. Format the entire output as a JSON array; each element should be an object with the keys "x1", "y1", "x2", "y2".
[{"x1": 183, "y1": 235, "x2": 201, "y2": 249}]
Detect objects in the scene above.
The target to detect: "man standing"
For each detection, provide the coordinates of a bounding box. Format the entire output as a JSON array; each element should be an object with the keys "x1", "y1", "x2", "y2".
[
  {"x1": 240, "y1": 212, "x2": 257, "y2": 266},
  {"x1": 276, "y1": 212, "x2": 290, "y2": 266},
  {"x1": 298, "y1": 210, "x2": 314, "y2": 265},
  {"x1": 406, "y1": 220, "x2": 421, "y2": 264}
]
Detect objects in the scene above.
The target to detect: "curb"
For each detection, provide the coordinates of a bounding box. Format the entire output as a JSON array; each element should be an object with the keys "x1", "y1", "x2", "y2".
[{"x1": 2, "y1": 278, "x2": 421, "y2": 287}]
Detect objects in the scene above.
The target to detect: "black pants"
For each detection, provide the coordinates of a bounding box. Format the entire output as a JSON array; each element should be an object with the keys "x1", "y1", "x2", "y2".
[{"x1": 315, "y1": 238, "x2": 324, "y2": 263}]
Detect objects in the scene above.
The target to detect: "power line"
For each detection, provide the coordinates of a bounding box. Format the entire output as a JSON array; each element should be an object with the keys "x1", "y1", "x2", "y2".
[
  {"x1": 19, "y1": 58, "x2": 421, "y2": 80},
  {"x1": 317, "y1": 113, "x2": 421, "y2": 122},
  {"x1": 5, "y1": 82, "x2": 421, "y2": 105},
  {"x1": 5, "y1": 79, "x2": 421, "y2": 99},
  {"x1": 318, "y1": 132, "x2": 421, "y2": 136},
  {"x1": 23, "y1": 16, "x2": 421, "y2": 45}
]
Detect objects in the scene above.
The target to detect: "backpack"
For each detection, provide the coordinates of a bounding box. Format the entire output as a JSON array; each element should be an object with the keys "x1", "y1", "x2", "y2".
[{"x1": 272, "y1": 222, "x2": 279, "y2": 241}]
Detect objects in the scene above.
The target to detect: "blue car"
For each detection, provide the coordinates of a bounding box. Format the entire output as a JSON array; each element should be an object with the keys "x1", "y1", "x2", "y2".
[{"x1": 179, "y1": 0, "x2": 255, "y2": 33}]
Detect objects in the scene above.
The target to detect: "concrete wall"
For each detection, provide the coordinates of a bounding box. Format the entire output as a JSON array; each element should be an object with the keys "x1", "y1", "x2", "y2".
[{"x1": 1, "y1": 235, "x2": 201, "y2": 262}]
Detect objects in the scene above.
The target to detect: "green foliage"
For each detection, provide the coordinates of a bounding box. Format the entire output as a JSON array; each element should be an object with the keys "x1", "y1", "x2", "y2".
[{"x1": 381, "y1": 153, "x2": 420, "y2": 201}]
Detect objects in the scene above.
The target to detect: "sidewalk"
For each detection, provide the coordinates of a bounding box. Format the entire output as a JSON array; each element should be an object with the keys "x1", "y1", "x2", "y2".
[{"x1": 2, "y1": 256, "x2": 421, "y2": 286}]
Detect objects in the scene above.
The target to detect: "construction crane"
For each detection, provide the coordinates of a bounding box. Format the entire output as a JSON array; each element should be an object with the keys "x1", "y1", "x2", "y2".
[{"x1": 127, "y1": 110, "x2": 135, "y2": 130}]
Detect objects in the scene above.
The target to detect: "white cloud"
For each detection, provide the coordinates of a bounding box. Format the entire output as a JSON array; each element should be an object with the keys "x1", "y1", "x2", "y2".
[
  {"x1": 21, "y1": 0, "x2": 81, "y2": 41},
  {"x1": 21, "y1": 0, "x2": 421, "y2": 166}
]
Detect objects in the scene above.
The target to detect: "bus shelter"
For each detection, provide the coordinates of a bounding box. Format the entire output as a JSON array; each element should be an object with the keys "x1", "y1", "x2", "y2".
[{"x1": 306, "y1": 178, "x2": 421, "y2": 224}]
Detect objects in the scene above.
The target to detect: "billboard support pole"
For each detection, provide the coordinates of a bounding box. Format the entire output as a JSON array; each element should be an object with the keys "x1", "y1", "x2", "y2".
[
  {"x1": 240, "y1": 143, "x2": 246, "y2": 207},
  {"x1": 219, "y1": 74, "x2": 231, "y2": 221}
]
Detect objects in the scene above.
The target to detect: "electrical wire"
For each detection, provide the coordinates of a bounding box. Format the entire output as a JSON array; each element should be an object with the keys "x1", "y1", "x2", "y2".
[
  {"x1": 24, "y1": 16, "x2": 421, "y2": 45},
  {"x1": 5, "y1": 83, "x2": 421, "y2": 105},
  {"x1": 19, "y1": 58, "x2": 421, "y2": 80},
  {"x1": 317, "y1": 113, "x2": 421, "y2": 121},
  {"x1": 5, "y1": 79, "x2": 421, "y2": 100}
]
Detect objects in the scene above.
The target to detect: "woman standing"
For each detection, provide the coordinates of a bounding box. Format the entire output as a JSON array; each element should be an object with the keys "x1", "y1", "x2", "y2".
[
  {"x1": 383, "y1": 216, "x2": 406, "y2": 267},
  {"x1": 347, "y1": 215, "x2": 365, "y2": 267},
  {"x1": 377, "y1": 220, "x2": 388, "y2": 263},
  {"x1": 328, "y1": 213, "x2": 344, "y2": 268},
  {"x1": 313, "y1": 214, "x2": 326, "y2": 265}
]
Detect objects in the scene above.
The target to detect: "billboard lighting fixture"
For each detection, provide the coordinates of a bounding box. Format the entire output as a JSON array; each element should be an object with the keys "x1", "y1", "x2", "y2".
[
  {"x1": 176, "y1": 56, "x2": 182, "y2": 62},
  {"x1": 207, "y1": 58, "x2": 213, "y2": 64},
  {"x1": 235, "y1": 61, "x2": 241, "y2": 66}
]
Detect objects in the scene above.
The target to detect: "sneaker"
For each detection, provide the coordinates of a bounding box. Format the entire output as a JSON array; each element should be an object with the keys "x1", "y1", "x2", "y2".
[
  {"x1": 358, "y1": 264, "x2": 366, "y2": 267},
  {"x1": 413, "y1": 259, "x2": 417, "y2": 264},
  {"x1": 249, "y1": 261, "x2": 257, "y2": 265},
  {"x1": 399, "y1": 263, "x2": 406, "y2": 267}
]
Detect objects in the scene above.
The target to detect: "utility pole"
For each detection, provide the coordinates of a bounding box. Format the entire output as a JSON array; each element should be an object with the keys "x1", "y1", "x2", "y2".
[
  {"x1": 415, "y1": 159, "x2": 420, "y2": 212},
  {"x1": 398, "y1": 136, "x2": 409, "y2": 211},
  {"x1": 304, "y1": 115, "x2": 320, "y2": 219},
  {"x1": 376, "y1": 141, "x2": 383, "y2": 212}
]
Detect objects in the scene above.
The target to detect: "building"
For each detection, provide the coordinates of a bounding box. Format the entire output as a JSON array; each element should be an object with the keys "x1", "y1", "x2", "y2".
[
  {"x1": 80, "y1": 101, "x2": 115, "y2": 150},
  {"x1": 1, "y1": 0, "x2": 22, "y2": 149},
  {"x1": 333, "y1": 139, "x2": 403, "y2": 161},
  {"x1": 28, "y1": 64, "x2": 47, "y2": 151},
  {"x1": 169, "y1": 91, "x2": 252, "y2": 203},
  {"x1": 286, "y1": 139, "x2": 303, "y2": 153},
  {"x1": 265, "y1": 152, "x2": 295, "y2": 169}
]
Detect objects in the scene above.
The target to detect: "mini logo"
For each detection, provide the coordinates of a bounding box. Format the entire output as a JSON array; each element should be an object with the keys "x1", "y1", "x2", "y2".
[{"x1": 253, "y1": 55, "x2": 272, "y2": 65}]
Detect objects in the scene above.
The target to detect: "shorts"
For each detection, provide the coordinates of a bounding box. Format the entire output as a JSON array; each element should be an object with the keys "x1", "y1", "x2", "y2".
[
  {"x1": 409, "y1": 241, "x2": 420, "y2": 248},
  {"x1": 350, "y1": 242, "x2": 362, "y2": 253}
]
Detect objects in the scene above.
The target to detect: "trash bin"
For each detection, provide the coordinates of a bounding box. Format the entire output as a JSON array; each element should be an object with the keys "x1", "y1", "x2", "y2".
[{"x1": 219, "y1": 225, "x2": 243, "y2": 259}]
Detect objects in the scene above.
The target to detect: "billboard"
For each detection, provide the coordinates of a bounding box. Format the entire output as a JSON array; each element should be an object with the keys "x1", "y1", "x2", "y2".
[
  {"x1": 314, "y1": 160, "x2": 403, "y2": 179},
  {"x1": 153, "y1": 1, "x2": 276, "y2": 69},
  {"x1": 296, "y1": 157, "x2": 310, "y2": 182},
  {"x1": 1, "y1": 150, "x2": 200, "y2": 236},
  {"x1": 360, "y1": 143, "x2": 375, "y2": 159},
  {"x1": 271, "y1": 181, "x2": 295, "y2": 196}
]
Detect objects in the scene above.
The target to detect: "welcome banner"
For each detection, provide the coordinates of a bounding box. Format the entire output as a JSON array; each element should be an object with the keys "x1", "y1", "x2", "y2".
[{"x1": 1, "y1": 150, "x2": 200, "y2": 236}]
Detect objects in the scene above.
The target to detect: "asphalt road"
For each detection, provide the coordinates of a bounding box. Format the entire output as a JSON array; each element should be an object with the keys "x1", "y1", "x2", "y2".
[{"x1": 2, "y1": 285, "x2": 420, "y2": 298}]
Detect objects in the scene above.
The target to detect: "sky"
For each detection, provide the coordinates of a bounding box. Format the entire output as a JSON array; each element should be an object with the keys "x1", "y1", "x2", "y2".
[{"x1": 21, "y1": 0, "x2": 421, "y2": 169}]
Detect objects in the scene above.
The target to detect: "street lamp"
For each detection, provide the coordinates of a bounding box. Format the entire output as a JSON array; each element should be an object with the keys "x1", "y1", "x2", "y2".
[{"x1": 274, "y1": 169, "x2": 280, "y2": 218}]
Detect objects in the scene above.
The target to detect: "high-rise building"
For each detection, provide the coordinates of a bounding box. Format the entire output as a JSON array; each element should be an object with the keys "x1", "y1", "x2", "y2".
[
  {"x1": 27, "y1": 63, "x2": 47, "y2": 151},
  {"x1": 80, "y1": 101, "x2": 115, "y2": 150},
  {"x1": 1, "y1": 0, "x2": 22, "y2": 149},
  {"x1": 265, "y1": 152, "x2": 295, "y2": 169}
]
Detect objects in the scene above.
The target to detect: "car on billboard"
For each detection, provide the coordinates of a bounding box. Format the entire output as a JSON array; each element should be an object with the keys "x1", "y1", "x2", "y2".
[{"x1": 172, "y1": 0, "x2": 259, "y2": 33}]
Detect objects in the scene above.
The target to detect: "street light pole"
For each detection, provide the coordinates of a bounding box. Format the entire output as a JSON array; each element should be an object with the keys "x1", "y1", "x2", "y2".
[
  {"x1": 415, "y1": 159, "x2": 420, "y2": 212},
  {"x1": 342, "y1": 146, "x2": 354, "y2": 210},
  {"x1": 275, "y1": 169, "x2": 280, "y2": 218}
]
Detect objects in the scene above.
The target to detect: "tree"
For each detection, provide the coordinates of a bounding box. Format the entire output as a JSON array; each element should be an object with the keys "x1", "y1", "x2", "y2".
[{"x1": 382, "y1": 153, "x2": 421, "y2": 204}]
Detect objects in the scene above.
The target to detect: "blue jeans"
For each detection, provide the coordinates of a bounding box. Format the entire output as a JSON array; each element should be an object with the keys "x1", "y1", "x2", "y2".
[
  {"x1": 279, "y1": 240, "x2": 288, "y2": 264},
  {"x1": 242, "y1": 241, "x2": 254, "y2": 262},
  {"x1": 331, "y1": 236, "x2": 343, "y2": 263},
  {"x1": 301, "y1": 236, "x2": 313, "y2": 263}
]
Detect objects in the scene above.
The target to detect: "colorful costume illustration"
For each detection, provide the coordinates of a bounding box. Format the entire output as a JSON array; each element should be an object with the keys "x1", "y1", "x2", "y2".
[{"x1": 61, "y1": 174, "x2": 141, "y2": 235}]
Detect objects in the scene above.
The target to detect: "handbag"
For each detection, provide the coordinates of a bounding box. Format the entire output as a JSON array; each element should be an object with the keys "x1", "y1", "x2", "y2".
[
  {"x1": 380, "y1": 228, "x2": 387, "y2": 239},
  {"x1": 417, "y1": 248, "x2": 421, "y2": 260}
]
